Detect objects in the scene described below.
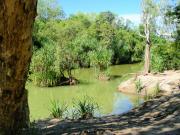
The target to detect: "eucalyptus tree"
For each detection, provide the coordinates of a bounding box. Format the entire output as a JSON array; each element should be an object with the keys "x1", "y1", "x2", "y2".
[
  {"x1": 0, "y1": 0, "x2": 37, "y2": 134},
  {"x1": 141, "y1": 0, "x2": 158, "y2": 74}
]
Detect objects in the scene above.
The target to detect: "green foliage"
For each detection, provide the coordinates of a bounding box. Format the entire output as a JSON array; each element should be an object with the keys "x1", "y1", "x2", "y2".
[
  {"x1": 55, "y1": 44, "x2": 79, "y2": 79},
  {"x1": 151, "y1": 54, "x2": 165, "y2": 72},
  {"x1": 89, "y1": 47, "x2": 113, "y2": 73},
  {"x1": 30, "y1": 0, "x2": 179, "y2": 86},
  {"x1": 96, "y1": 11, "x2": 115, "y2": 24},
  {"x1": 141, "y1": 0, "x2": 158, "y2": 31},
  {"x1": 113, "y1": 28, "x2": 144, "y2": 64},
  {"x1": 72, "y1": 96, "x2": 99, "y2": 119},
  {"x1": 30, "y1": 45, "x2": 59, "y2": 87},
  {"x1": 48, "y1": 96, "x2": 100, "y2": 120},
  {"x1": 49, "y1": 100, "x2": 67, "y2": 118},
  {"x1": 72, "y1": 34, "x2": 98, "y2": 67},
  {"x1": 37, "y1": 0, "x2": 64, "y2": 21},
  {"x1": 151, "y1": 43, "x2": 180, "y2": 72}
]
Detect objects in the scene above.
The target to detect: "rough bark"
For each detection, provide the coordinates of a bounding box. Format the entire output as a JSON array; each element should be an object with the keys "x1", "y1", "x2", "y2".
[
  {"x1": 0, "y1": 0, "x2": 37, "y2": 134},
  {"x1": 144, "y1": 42, "x2": 151, "y2": 74},
  {"x1": 143, "y1": 13, "x2": 151, "y2": 74}
]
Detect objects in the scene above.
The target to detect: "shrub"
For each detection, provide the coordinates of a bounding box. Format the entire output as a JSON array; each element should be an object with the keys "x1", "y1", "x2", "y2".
[
  {"x1": 55, "y1": 43, "x2": 79, "y2": 79},
  {"x1": 151, "y1": 55, "x2": 165, "y2": 72},
  {"x1": 151, "y1": 43, "x2": 180, "y2": 72},
  {"x1": 89, "y1": 46, "x2": 113, "y2": 78},
  {"x1": 30, "y1": 45, "x2": 59, "y2": 86}
]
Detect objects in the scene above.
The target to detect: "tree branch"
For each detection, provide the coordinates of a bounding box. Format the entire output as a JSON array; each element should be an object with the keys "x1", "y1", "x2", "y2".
[{"x1": 138, "y1": 32, "x2": 146, "y2": 38}]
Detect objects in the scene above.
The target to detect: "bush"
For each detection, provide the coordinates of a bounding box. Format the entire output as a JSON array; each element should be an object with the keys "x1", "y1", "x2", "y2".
[
  {"x1": 72, "y1": 34, "x2": 98, "y2": 67},
  {"x1": 151, "y1": 43, "x2": 180, "y2": 72},
  {"x1": 30, "y1": 45, "x2": 59, "y2": 86},
  {"x1": 55, "y1": 43, "x2": 78, "y2": 79},
  {"x1": 89, "y1": 46, "x2": 113, "y2": 77}
]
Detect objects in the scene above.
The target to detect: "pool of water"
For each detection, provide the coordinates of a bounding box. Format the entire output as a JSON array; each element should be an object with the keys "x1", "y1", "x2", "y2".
[{"x1": 27, "y1": 63, "x2": 143, "y2": 121}]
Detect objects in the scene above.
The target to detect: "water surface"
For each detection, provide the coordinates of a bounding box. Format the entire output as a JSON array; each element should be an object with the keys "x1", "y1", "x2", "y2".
[{"x1": 27, "y1": 63, "x2": 143, "y2": 121}]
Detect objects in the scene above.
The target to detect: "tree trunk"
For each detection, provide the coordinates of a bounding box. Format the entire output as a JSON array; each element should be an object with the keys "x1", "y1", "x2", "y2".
[
  {"x1": 144, "y1": 43, "x2": 151, "y2": 74},
  {"x1": 0, "y1": 1, "x2": 37, "y2": 134},
  {"x1": 143, "y1": 16, "x2": 151, "y2": 74}
]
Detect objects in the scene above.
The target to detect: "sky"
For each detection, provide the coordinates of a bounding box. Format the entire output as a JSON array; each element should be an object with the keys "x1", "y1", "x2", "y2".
[{"x1": 58, "y1": 0, "x2": 142, "y2": 25}]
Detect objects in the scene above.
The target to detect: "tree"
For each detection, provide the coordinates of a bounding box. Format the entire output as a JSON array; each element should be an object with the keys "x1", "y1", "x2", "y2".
[
  {"x1": 33, "y1": 0, "x2": 64, "y2": 49},
  {"x1": 30, "y1": 44, "x2": 58, "y2": 86},
  {"x1": 96, "y1": 11, "x2": 115, "y2": 25},
  {"x1": 141, "y1": 0, "x2": 158, "y2": 74},
  {"x1": 0, "y1": 1, "x2": 37, "y2": 134},
  {"x1": 71, "y1": 34, "x2": 98, "y2": 67},
  {"x1": 167, "y1": 1, "x2": 180, "y2": 44},
  {"x1": 55, "y1": 43, "x2": 79, "y2": 81},
  {"x1": 37, "y1": 0, "x2": 64, "y2": 21},
  {"x1": 89, "y1": 46, "x2": 113, "y2": 79}
]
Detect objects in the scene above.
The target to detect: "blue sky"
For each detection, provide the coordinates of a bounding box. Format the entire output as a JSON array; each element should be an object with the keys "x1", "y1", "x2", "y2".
[
  {"x1": 58, "y1": 0, "x2": 141, "y2": 15},
  {"x1": 58, "y1": 0, "x2": 142, "y2": 24}
]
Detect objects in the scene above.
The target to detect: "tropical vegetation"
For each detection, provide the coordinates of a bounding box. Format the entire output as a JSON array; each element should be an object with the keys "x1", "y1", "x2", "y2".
[{"x1": 30, "y1": 0, "x2": 179, "y2": 87}]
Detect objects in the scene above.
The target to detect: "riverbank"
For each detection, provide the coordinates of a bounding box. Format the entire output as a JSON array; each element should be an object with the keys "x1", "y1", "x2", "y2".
[
  {"x1": 118, "y1": 70, "x2": 180, "y2": 96},
  {"x1": 25, "y1": 89, "x2": 180, "y2": 135},
  {"x1": 23, "y1": 69, "x2": 180, "y2": 134}
]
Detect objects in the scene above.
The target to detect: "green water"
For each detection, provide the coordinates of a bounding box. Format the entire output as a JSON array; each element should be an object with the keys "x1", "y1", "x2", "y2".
[{"x1": 27, "y1": 63, "x2": 143, "y2": 121}]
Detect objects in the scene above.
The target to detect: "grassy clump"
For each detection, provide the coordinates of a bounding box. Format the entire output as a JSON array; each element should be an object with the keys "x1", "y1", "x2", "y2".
[
  {"x1": 153, "y1": 83, "x2": 161, "y2": 97},
  {"x1": 49, "y1": 96, "x2": 99, "y2": 120},
  {"x1": 135, "y1": 79, "x2": 143, "y2": 94},
  {"x1": 72, "y1": 96, "x2": 99, "y2": 119},
  {"x1": 144, "y1": 83, "x2": 161, "y2": 101},
  {"x1": 49, "y1": 100, "x2": 67, "y2": 118}
]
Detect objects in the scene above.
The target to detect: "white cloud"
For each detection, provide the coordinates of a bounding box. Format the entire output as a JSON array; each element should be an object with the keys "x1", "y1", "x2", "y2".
[{"x1": 119, "y1": 14, "x2": 141, "y2": 26}]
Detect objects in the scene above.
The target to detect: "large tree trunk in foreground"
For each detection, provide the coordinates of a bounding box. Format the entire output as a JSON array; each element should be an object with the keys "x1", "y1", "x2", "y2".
[{"x1": 0, "y1": 0, "x2": 37, "y2": 134}]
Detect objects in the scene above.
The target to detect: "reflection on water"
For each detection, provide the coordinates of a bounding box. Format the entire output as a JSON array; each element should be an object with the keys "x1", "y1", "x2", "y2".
[
  {"x1": 27, "y1": 63, "x2": 143, "y2": 121},
  {"x1": 112, "y1": 93, "x2": 133, "y2": 115}
]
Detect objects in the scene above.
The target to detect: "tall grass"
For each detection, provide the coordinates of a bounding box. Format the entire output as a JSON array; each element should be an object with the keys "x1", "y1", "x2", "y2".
[
  {"x1": 135, "y1": 79, "x2": 143, "y2": 94},
  {"x1": 49, "y1": 100, "x2": 67, "y2": 118},
  {"x1": 153, "y1": 83, "x2": 161, "y2": 97},
  {"x1": 144, "y1": 83, "x2": 161, "y2": 101},
  {"x1": 72, "y1": 96, "x2": 99, "y2": 119}
]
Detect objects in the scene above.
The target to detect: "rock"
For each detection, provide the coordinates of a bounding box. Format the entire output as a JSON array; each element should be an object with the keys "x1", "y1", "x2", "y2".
[
  {"x1": 118, "y1": 70, "x2": 180, "y2": 95},
  {"x1": 118, "y1": 78, "x2": 136, "y2": 94}
]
